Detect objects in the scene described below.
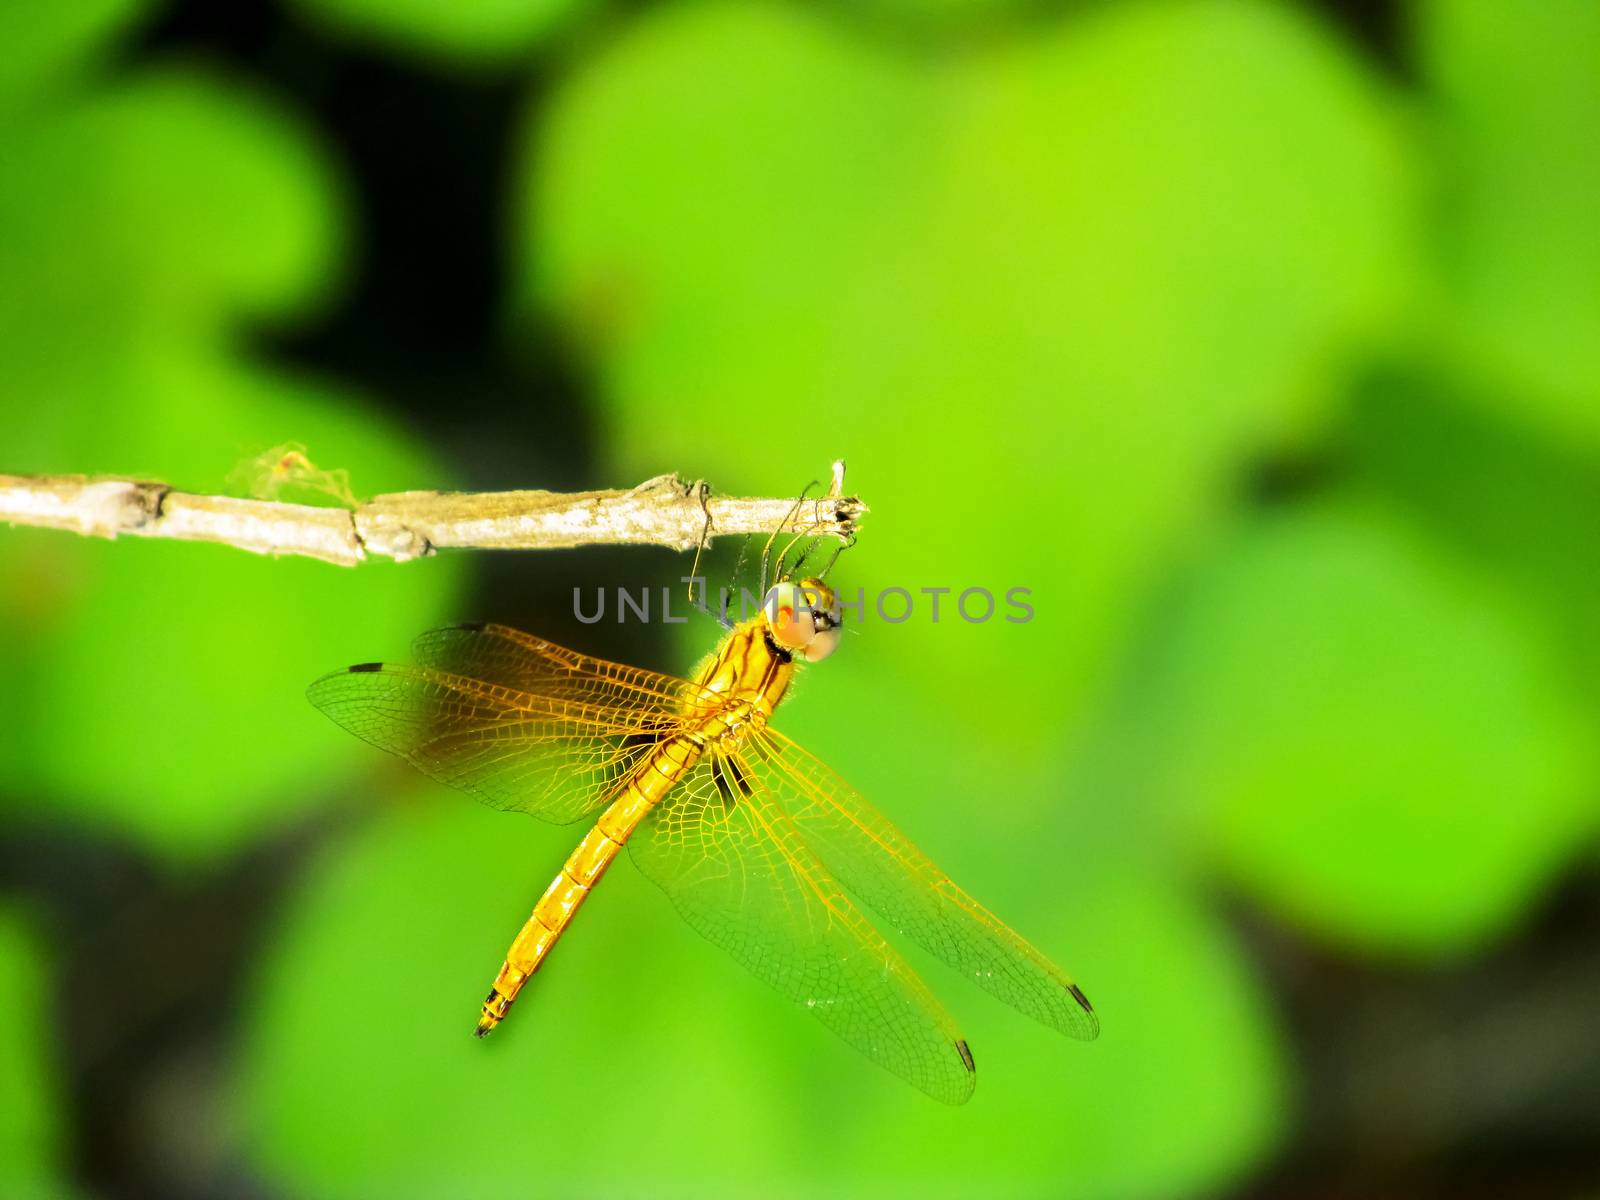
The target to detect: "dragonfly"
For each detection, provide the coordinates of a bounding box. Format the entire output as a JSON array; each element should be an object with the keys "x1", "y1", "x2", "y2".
[{"x1": 307, "y1": 573, "x2": 1098, "y2": 1104}]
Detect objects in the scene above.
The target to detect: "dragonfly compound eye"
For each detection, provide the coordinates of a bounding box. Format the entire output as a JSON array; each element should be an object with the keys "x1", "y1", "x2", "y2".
[
  {"x1": 763, "y1": 582, "x2": 820, "y2": 652},
  {"x1": 763, "y1": 580, "x2": 842, "y2": 661},
  {"x1": 799, "y1": 623, "x2": 840, "y2": 662}
]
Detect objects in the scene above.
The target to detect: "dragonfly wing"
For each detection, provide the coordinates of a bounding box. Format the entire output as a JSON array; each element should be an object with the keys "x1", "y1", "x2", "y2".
[
  {"x1": 411, "y1": 623, "x2": 706, "y2": 711},
  {"x1": 745, "y1": 729, "x2": 1099, "y2": 1041},
  {"x1": 307, "y1": 659, "x2": 680, "y2": 825},
  {"x1": 630, "y1": 757, "x2": 977, "y2": 1105}
]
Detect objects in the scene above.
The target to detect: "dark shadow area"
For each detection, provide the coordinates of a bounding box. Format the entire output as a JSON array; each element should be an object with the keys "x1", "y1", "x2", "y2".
[
  {"x1": 0, "y1": 806, "x2": 353, "y2": 1200},
  {"x1": 1234, "y1": 865, "x2": 1600, "y2": 1199}
]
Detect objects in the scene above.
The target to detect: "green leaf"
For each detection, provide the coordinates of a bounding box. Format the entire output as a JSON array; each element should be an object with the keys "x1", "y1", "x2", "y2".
[
  {"x1": 1349, "y1": 361, "x2": 1600, "y2": 737},
  {"x1": 1, "y1": 356, "x2": 465, "y2": 858},
  {"x1": 0, "y1": 56, "x2": 463, "y2": 856},
  {"x1": 1418, "y1": 0, "x2": 1600, "y2": 441},
  {"x1": 768, "y1": 678, "x2": 1288, "y2": 1196},
  {"x1": 1138, "y1": 500, "x2": 1593, "y2": 954},
  {"x1": 0, "y1": 0, "x2": 146, "y2": 112},
  {"x1": 244, "y1": 800, "x2": 802, "y2": 1197},
  {"x1": 0, "y1": 917, "x2": 73, "y2": 1200},
  {"x1": 242, "y1": 756, "x2": 1281, "y2": 1198},
  {"x1": 519, "y1": 0, "x2": 1415, "y2": 737},
  {"x1": 0, "y1": 68, "x2": 345, "y2": 339},
  {"x1": 868, "y1": 864, "x2": 1284, "y2": 1199}
]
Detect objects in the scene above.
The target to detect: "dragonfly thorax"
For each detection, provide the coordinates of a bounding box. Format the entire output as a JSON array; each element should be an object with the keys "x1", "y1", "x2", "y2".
[{"x1": 685, "y1": 619, "x2": 798, "y2": 736}]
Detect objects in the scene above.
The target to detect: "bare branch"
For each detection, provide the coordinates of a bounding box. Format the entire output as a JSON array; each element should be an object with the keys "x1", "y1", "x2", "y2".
[{"x1": 0, "y1": 467, "x2": 865, "y2": 567}]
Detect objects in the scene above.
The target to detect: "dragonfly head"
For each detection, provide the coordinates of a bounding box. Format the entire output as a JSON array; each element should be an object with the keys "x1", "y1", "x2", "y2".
[{"x1": 761, "y1": 577, "x2": 841, "y2": 663}]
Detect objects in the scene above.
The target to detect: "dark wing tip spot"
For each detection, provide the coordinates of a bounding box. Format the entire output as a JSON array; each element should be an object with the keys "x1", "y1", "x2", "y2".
[
  {"x1": 349, "y1": 662, "x2": 384, "y2": 674},
  {"x1": 955, "y1": 1039, "x2": 976, "y2": 1073},
  {"x1": 1067, "y1": 983, "x2": 1094, "y2": 1014},
  {"x1": 454, "y1": 621, "x2": 488, "y2": 632}
]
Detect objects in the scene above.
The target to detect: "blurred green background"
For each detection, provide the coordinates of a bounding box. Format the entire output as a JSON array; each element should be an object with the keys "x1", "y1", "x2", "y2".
[{"x1": 2, "y1": 0, "x2": 1598, "y2": 1196}]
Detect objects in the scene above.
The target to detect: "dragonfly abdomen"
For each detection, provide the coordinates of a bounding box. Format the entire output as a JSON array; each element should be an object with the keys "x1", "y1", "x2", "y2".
[{"x1": 474, "y1": 734, "x2": 704, "y2": 1037}]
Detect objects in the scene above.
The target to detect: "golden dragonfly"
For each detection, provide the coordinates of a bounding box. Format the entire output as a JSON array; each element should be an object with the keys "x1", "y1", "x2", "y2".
[{"x1": 308, "y1": 571, "x2": 1097, "y2": 1104}]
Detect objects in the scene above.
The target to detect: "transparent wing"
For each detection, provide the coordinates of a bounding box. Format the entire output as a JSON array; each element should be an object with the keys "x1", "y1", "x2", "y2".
[
  {"x1": 744, "y1": 729, "x2": 1099, "y2": 1041},
  {"x1": 629, "y1": 757, "x2": 977, "y2": 1105},
  {"x1": 307, "y1": 624, "x2": 700, "y2": 825},
  {"x1": 410, "y1": 623, "x2": 702, "y2": 711}
]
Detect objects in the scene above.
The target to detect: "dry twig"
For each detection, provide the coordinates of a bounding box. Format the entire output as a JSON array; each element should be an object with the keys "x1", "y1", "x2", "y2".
[{"x1": 0, "y1": 464, "x2": 863, "y2": 567}]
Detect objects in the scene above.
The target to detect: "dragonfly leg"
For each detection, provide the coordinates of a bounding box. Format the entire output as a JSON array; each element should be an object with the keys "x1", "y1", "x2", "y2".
[
  {"x1": 710, "y1": 756, "x2": 735, "y2": 809},
  {"x1": 708, "y1": 753, "x2": 755, "y2": 811},
  {"x1": 723, "y1": 754, "x2": 754, "y2": 799}
]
